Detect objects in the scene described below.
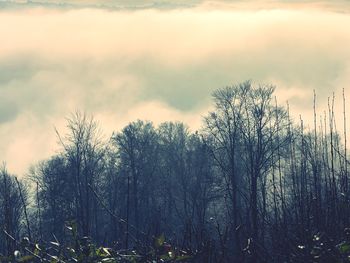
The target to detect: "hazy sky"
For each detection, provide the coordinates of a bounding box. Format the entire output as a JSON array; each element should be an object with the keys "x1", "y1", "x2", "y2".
[{"x1": 1, "y1": 0, "x2": 350, "y2": 175}]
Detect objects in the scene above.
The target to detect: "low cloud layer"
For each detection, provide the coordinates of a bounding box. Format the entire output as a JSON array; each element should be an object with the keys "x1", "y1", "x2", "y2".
[
  {"x1": 1, "y1": 1, "x2": 350, "y2": 12},
  {"x1": 0, "y1": 2, "x2": 350, "y2": 175}
]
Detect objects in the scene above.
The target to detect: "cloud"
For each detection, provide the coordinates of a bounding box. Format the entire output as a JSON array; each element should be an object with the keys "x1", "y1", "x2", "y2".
[
  {"x1": 0, "y1": 4, "x2": 349, "y2": 175},
  {"x1": 1, "y1": 1, "x2": 349, "y2": 12},
  {"x1": 0, "y1": 99, "x2": 18, "y2": 123}
]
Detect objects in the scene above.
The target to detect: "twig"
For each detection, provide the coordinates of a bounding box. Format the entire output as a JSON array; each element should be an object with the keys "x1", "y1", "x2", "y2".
[{"x1": 14, "y1": 177, "x2": 32, "y2": 241}]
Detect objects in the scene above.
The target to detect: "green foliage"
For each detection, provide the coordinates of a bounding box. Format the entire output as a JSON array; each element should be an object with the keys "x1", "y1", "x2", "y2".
[
  {"x1": 154, "y1": 234, "x2": 165, "y2": 248},
  {"x1": 290, "y1": 230, "x2": 350, "y2": 263},
  {"x1": 338, "y1": 241, "x2": 350, "y2": 254},
  {"x1": 0, "y1": 228, "x2": 193, "y2": 263}
]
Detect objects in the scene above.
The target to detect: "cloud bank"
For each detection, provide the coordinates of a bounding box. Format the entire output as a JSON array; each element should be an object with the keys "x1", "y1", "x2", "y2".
[{"x1": 0, "y1": 2, "x2": 350, "y2": 175}]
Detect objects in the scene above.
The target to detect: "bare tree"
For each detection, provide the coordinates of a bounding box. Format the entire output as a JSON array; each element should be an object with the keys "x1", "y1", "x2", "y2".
[
  {"x1": 56, "y1": 111, "x2": 106, "y2": 238},
  {"x1": 0, "y1": 165, "x2": 25, "y2": 256}
]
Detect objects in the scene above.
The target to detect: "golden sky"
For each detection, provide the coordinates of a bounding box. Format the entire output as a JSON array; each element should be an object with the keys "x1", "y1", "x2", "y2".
[{"x1": 0, "y1": 0, "x2": 350, "y2": 175}]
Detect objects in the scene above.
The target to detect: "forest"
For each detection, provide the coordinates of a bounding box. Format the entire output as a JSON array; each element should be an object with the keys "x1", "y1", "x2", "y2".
[{"x1": 1, "y1": 81, "x2": 350, "y2": 262}]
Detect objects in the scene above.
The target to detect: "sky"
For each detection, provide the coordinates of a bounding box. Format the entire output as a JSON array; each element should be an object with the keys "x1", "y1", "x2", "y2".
[{"x1": 0, "y1": 0, "x2": 350, "y2": 176}]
